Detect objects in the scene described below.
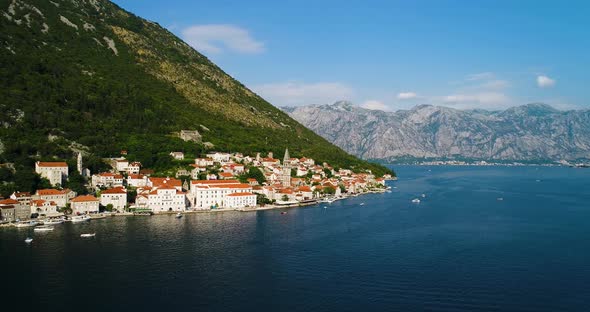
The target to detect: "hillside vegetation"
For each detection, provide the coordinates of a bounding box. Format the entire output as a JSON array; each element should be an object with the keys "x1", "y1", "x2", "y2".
[{"x1": 0, "y1": 0, "x2": 392, "y2": 196}]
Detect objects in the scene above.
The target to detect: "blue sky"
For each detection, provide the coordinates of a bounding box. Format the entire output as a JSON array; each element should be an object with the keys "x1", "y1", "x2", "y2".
[{"x1": 112, "y1": 0, "x2": 589, "y2": 111}]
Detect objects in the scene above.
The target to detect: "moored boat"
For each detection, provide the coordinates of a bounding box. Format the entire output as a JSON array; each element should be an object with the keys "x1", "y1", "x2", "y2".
[
  {"x1": 175, "y1": 212, "x2": 183, "y2": 218},
  {"x1": 70, "y1": 215, "x2": 91, "y2": 223},
  {"x1": 43, "y1": 218, "x2": 65, "y2": 225},
  {"x1": 14, "y1": 221, "x2": 38, "y2": 228},
  {"x1": 89, "y1": 213, "x2": 107, "y2": 220},
  {"x1": 80, "y1": 233, "x2": 95, "y2": 238},
  {"x1": 34, "y1": 226, "x2": 54, "y2": 232},
  {"x1": 411, "y1": 198, "x2": 421, "y2": 203},
  {"x1": 24, "y1": 237, "x2": 33, "y2": 243}
]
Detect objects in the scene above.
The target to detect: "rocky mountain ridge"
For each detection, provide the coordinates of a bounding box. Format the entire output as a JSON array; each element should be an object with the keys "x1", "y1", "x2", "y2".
[{"x1": 284, "y1": 102, "x2": 590, "y2": 162}]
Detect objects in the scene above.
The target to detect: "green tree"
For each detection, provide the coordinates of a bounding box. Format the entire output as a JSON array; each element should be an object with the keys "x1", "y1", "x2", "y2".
[
  {"x1": 127, "y1": 188, "x2": 137, "y2": 204},
  {"x1": 66, "y1": 171, "x2": 88, "y2": 195},
  {"x1": 240, "y1": 166, "x2": 266, "y2": 184},
  {"x1": 323, "y1": 186, "x2": 336, "y2": 195},
  {"x1": 256, "y1": 194, "x2": 271, "y2": 206}
]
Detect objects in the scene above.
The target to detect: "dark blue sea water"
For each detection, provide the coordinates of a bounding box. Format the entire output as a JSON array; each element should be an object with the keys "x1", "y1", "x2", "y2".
[{"x1": 2, "y1": 166, "x2": 590, "y2": 311}]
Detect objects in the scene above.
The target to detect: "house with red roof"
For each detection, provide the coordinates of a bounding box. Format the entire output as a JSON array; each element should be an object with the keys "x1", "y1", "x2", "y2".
[
  {"x1": 32, "y1": 189, "x2": 76, "y2": 207},
  {"x1": 10, "y1": 192, "x2": 32, "y2": 206},
  {"x1": 100, "y1": 187, "x2": 127, "y2": 211},
  {"x1": 218, "y1": 172, "x2": 235, "y2": 180},
  {"x1": 148, "y1": 177, "x2": 182, "y2": 191},
  {"x1": 189, "y1": 180, "x2": 253, "y2": 209},
  {"x1": 146, "y1": 187, "x2": 186, "y2": 212},
  {"x1": 70, "y1": 195, "x2": 99, "y2": 214},
  {"x1": 31, "y1": 199, "x2": 59, "y2": 216},
  {"x1": 225, "y1": 192, "x2": 256, "y2": 209},
  {"x1": 0, "y1": 198, "x2": 29, "y2": 221},
  {"x1": 91, "y1": 172, "x2": 124, "y2": 188},
  {"x1": 127, "y1": 174, "x2": 148, "y2": 187},
  {"x1": 35, "y1": 161, "x2": 69, "y2": 186}
]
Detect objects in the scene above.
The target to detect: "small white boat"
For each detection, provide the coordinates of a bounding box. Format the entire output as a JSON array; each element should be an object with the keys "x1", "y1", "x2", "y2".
[
  {"x1": 411, "y1": 198, "x2": 421, "y2": 203},
  {"x1": 15, "y1": 221, "x2": 38, "y2": 228},
  {"x1": 34, "y1": 226, "x2": 54, "y2": 232},
  {"x1": 80, "y1": 233, "x2": 96, "y2": 238},
  {"x1": 421, "y1": 194, "x2": 426, "y2": 198},
  {"x1": 70, "y1": 215, "x2": 91, "y2": 223},
  {"x1": 24, "y1": 237, "x2": 33, "y2": 244},
  {"x1": 497, "y1": 197, "x2": 504, "y2": 201},
  {"x1": 175, "y1": 213, "x2": 183, "y2": 218},
  {"x1": 43, "y1": 218, "x2": 64, "y2": 225},
  {"x1": 360, "y1": 203, "x2": 365, "y2": 206}
]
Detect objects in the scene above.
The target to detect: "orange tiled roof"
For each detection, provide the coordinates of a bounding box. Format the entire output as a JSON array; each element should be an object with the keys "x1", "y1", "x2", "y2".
[
  {"x1": 149, "y1": 177, "x2": 181, "y2": 187},
  {"x1": 102, "y1": 187, "x2": 127, "y2": 194},
  {"x1": 191, "y1": 179, "x2": 240, "y2": 185},
  {"x1": 37, "y1": 161, "x2": 68, "y2": 167},
  {"x1": 70, "y1": 195, "x2": 98, "y2": 202},
  {"x1": 0, "y1": 198, "x2": 19, "y2": 205},
  {"x1": 31, "y1": 199, "x2": 46, "y2": 206},
  {"x1": 37, "y1": 189, "x2": 67, "y2": 196}
]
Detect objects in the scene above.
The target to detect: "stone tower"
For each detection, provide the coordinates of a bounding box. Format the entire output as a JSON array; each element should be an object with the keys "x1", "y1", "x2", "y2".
[
  {"x1": 77, "y1": 152, "x2": 83, "y2": 175},
  {"x1": 281, "y1": 148, "x2": 291, "y2": 187}
]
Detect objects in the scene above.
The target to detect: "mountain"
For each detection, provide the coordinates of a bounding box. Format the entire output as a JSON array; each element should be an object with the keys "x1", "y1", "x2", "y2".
[
  {"x1": 0, "y1": 0, "x2": 392, "y2": 195},
  {"x1": 285, "y1": 101, "x2": 590, "y2": 163}
]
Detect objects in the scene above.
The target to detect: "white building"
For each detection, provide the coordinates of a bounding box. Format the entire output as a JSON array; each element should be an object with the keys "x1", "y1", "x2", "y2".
[
  {"x1": 195, "y1": 158, "x2": 214, "y2": 167},
  {"x1": 91, "y1": 172, "x2": 124, "y2": 188},
  {"x1": 115, "y1": 159, "x2": 129, "y2": 172},
  {"x1": 127, "y1": 162, "x2": 141, "y2": 174},
  {"x1": 32, "y1": 189, "x2": 76, "y2": 208},
  {"x1": 10, "y1": 192, "x2": 32, "y2": 206},
  {"x1": 190, "y1": 180, "x2": 253, "y2": 209},
  {"x1": 205, "y1": 152, "x2": 231, "y2": 163},
  {"x1": 112, "y1": 158, "x2": 141, "y2": 174},
  {"x1": 146, "y1": 187, "x2": 186, "y2": 212},
  {"x1": 35, "y1": 162, "x2": 69, "y2": 186},
  {"x1": 170, "y1": 152, "x2": 185, "y2": 160},
  {"x1": 127, "y1": 174, "x2": 148, "y2": 187},
  {"x1": 70, "y1": 195, "x2": 99, "y2": 214},
  {"x1": 100, "y1": 187, "x2": 127, "y2": 211},
  {"x1": 31, "y1": 199, "x2": 59, "y2": 216},
  {"x1": 225, "y1": 192, "x2": 257, "y2": 209}
]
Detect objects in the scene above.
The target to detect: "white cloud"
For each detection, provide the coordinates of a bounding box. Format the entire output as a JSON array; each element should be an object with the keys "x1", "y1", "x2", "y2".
[
  {"x1": 181, "y1": 24, "x2": 264, "y2": 54},
  {"x1": 360, "y1": 100, "x2": 389, "y2": 111},
  {"x1": 441, "y1": 92, "x2": 513, "y2": 109},
  {"x1": 478, "y1": 79, "x2": 510, "y2": 90},
  {"x1": 397, "y1": 92, "x2": 418, "y2": 100},
  {"x1": 537, "y1": 75, "x2": 555, "y2": 88},
  {"x1": 466, "y1": 72, "x2": 495, "y2": 81},
  {"x1": 252, "y1": 82, "x2": 354, "y2": 106}
]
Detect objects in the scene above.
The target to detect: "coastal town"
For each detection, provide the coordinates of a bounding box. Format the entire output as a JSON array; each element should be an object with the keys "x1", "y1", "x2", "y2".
[{"x1": 0, "y1": 147, "x2": 393, "y2": 225}]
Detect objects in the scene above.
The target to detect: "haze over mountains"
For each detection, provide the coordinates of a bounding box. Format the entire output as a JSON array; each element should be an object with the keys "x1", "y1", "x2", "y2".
[{"x1": 284, "y1": 102, "x2": 590, "y2": 163}]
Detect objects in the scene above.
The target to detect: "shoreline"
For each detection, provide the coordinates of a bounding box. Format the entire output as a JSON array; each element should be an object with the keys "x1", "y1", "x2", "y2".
[{"x1": 0, "y1": 189, "x2": 389, "y2": 227}]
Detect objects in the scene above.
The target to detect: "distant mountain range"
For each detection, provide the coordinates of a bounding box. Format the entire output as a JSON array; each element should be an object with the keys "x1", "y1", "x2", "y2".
[{"x1": 283, "y1": 102, "x2": 590, "y2": 163}]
